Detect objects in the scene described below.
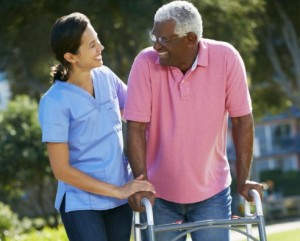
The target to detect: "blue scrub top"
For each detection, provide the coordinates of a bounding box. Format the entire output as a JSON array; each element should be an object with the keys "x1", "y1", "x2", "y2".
[{"x1": 38, "y1": 66, "x2": 131, "y2": 212}]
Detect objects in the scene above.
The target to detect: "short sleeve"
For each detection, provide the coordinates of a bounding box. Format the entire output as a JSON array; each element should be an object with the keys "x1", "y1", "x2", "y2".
[
  {"x1": 124, "y1": 52, "x2": 152, "y2": 122},
  {"x1": 113, "y1": 73, "x2": 127, "y2": 110},
  {"x1": 38, "y1": 96, "x2": 69, "y2": 143},
  {"x1": 92, "y1": 66, "x2": 127, "y2": 110},
  {"x1": 225, "y1": 47, "x2": 252, "y2": 117}
]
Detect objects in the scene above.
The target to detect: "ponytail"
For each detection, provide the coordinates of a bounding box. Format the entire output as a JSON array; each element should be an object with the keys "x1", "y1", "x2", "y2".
[{"x1": 50, "y1": 63, "x2": 69, "y2": 83}]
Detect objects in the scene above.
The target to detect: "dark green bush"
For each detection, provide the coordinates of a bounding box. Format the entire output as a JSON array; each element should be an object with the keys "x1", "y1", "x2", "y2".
[{"x1": 260, "y1": 169, "x2": 300, "y2": 196}]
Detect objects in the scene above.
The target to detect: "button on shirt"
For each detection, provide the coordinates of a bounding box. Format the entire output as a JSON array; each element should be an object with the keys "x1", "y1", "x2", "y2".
[
  {"x1": 39, "y1": 66, "x2": 129, "y2": 212},
  {"x1": 124, "y1": 39, "x2": 252, "y2": 203}
]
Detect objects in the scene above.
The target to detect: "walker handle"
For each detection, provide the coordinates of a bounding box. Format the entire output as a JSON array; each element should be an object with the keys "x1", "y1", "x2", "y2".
[{"x1": 245, "y1": 189, "x2": 264, "y2": 216}]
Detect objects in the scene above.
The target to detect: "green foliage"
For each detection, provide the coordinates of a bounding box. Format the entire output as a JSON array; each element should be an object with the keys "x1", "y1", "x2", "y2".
[
  {"x1": 0, "y1": 202, "x2": 20, "y2": 240},
  {"x1": 0, "y1": 0, "x2": 163, "y2": 98},
  {"x1": 2, "y1": 0, "x2": 300, "y2": 119},
  {"x1": 0, "y1": 95, "x2": 49, "y2": 187},
  {"x1": 0, "y1": 0, "x2": 265, "y2": 101},
  {"x1": 281, "y1": 171, "x2": 300, "y2": 196},
  {"x1": 0, "y1": 95, "x2": 56, "y2": 221},
  {"x1": 193, "y1": 0, "x2": 265, "y2": 70},
  {"x1": 260, "y1": 169, "x2": 300, "y2": 196},
  {"x1": 0, "y1": 0, "x2": 59, "y2": 97},
  {"x1": 0, "y1": 203, "x2": 46, "y2": 240},
  {"x1": 251, "y1": 84, "x2": 291, "y2": 119},
  {"x1": 87, "y1": 0, "x2": 163, "y2": 82},
  {"x1": 251, "y1": 0, "x2": 300, "y2": 116},
  {"x1": 5, "y1": 225, "x2": 67, "y2": 241}
]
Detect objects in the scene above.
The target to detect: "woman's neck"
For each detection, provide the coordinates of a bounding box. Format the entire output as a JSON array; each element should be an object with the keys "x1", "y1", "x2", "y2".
[{"x1": 68, "y1": 71, "x2": 94, "y2": 97}]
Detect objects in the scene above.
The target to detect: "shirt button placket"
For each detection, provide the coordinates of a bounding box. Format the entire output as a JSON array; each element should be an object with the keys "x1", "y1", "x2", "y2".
[{"x1": 180, "y1": 80, "x2": 190, "y2": 100}]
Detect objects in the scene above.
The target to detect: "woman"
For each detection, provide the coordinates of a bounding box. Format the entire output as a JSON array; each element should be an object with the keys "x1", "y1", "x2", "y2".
[{"x1": 38, "y1": 12, "x2": 155, "y2": 241}]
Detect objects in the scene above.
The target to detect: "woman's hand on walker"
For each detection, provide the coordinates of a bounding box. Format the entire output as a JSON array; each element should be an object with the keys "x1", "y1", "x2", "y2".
[{"x1": 116, "y1": 175, "x2": 155, "y2": 199}]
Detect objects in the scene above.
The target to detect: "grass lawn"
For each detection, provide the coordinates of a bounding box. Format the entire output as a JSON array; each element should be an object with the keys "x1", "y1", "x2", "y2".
[
  {"x1": 131, "y1": 228, "x2": 300, "y2": 241},
  {"x1": 266, "y1": 228, "x2": 300, "y2": 241}
]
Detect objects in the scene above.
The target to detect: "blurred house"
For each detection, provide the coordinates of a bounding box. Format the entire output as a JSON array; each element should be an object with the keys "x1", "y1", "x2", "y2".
[
  {"x1": 227, "y1": 107, "x2": 300, "y2": 181},
  {"x1": 228, "y1": 108, "x2": 300, "y2": 219}
]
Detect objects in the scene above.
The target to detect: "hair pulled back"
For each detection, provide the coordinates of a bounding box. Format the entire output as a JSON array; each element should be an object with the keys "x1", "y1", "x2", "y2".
[{"x1": 49, "y1": 12, "x2": 90, "y2": 82}]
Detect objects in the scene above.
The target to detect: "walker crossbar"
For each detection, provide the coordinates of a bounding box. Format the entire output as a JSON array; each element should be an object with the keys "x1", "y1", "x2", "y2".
[{"x1": 134, "y1": 189, "x2": 267, "y2": 241}]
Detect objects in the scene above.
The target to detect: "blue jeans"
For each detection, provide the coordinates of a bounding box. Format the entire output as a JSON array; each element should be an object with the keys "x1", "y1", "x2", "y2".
[
  {"x1": 60, "y1": 197, "x2": 132, "y2": 241},
  {"x1": 141, "y1": 187, "x2": 232, "y2": 241}
]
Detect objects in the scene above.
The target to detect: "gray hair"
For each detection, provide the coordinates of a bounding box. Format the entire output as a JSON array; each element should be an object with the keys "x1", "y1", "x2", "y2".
[{"x1": 154, "y1": 1, "x2": 203, "y2": 41}]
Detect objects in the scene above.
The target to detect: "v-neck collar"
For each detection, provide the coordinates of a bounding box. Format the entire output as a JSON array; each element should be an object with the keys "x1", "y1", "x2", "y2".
[{"x1": 56, "y1": 79, "x2": 99, "y2": 107}]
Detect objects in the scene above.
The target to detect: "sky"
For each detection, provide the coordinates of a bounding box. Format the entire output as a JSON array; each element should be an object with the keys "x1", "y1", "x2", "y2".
[{"x1": 0, "y1": 72, "x2": 11, "y2": 111}]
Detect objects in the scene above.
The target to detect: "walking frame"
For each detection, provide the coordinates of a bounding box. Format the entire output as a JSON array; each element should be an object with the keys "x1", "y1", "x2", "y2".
[{"x1": 134, "y1": 189, "x2": 267, "y2": 241}]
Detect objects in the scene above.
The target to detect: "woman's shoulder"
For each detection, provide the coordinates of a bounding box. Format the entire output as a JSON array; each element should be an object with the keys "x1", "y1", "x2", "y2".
[
  {"x1": 39, "y1": 81, "x2": 75, "y2": 110},
  {"x1": 92, "y1": 65, "x2": 113, "y2": 76},
  {"x1": 92, "y1": 66, "x2": 121, "y2": 82}
]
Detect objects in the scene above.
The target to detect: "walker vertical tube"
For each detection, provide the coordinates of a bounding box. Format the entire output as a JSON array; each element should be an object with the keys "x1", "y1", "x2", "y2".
[
  {"x1": 141, "y1": 198, "x2": 156, "y2": 241},
  {"x1": 249, "y1": 189, "x2": 268, "y2": 241},
  {"x1": 134, "y1": 212, "x2": 142, "y2": 241},
  {"x1": 244, "y1": 199, "x2": 252, "y2": 241}
]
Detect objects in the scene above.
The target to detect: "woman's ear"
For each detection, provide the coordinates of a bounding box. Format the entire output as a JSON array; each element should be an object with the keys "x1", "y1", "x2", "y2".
[{"x1": 63, "y1": 52, "x2": 76, "y2": 64}]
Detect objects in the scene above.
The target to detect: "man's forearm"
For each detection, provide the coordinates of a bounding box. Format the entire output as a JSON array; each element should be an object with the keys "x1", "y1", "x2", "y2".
[
  {"x1": 231, "y1": 114, "x2": 254, "y2": 186},
  {"x1": 126, "y1": 121, "x2": 148, "y2": 179}
]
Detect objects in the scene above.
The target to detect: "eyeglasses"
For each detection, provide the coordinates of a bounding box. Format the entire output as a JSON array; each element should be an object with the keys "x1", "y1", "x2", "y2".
[{"x1": 149, "y1": 32, "x2": 187, "y2": 46}]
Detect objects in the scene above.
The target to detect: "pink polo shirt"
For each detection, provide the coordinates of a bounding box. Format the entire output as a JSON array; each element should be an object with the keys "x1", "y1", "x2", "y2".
[{"x1": 124, "y1": 38, "x2": 252, "y2": 203}]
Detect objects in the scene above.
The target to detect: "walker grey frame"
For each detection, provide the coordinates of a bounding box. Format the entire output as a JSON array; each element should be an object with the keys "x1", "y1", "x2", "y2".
[{"x1": 134, "y1": 189, "x2": 267, "y2": 241}]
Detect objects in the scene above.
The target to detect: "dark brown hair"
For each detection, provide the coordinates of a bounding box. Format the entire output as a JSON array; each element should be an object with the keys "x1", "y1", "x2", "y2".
[{"x1": 49, "y1": 12, "x2": 90, "y2": 82}]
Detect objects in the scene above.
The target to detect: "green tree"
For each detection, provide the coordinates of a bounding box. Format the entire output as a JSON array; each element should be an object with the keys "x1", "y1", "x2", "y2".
[
  {"x1": 0, "y1": 95, "x2": 57, "y2": 225},
  {"x1": 251, "y1": 0, "x2": 300, "y2": 117},
  {"x1": 0, "y1": 0, "x2": 163, "y2": 98},
  {"x1": 193, "y1": 0, "x2": 265, "y2": 71},
  {"x1": 260, "y1": 169, "x2": 300, "y2": 196},
  {"x1": 0, "y1": 0, "x2": 265, "y2": 100}
]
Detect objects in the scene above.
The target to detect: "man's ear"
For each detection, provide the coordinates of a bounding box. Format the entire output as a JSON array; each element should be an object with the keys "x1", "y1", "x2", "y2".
[
  {"x1": 64, "y1": 52, "x2": 76, "y2": 64},
  {"x1": 186, "y1": 32, "x2": 198, "y2": 45}
]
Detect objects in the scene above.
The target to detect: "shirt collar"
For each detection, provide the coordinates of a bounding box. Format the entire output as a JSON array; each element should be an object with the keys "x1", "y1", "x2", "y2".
[
  {"x1": 191, "y1": 54, "x2": 198, "y2": 71},
  {"x1": 196, "y1": 39, "x2": 208, "y2": 67},
  {"x1": 154, "y1": 39, "x2": 209, "y2": 68},
  {"x1": 185, "y1": 40, "x2": 208, "y2": 72}
]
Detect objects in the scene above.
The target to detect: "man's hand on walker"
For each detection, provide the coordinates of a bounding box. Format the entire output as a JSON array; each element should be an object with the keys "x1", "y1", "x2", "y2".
[
  {"x1": 128, "y1": 191, "x2": 156, "y2": 212},
  {"x1": 238, "y1": 180, "x2": 264, "y2": 202}
]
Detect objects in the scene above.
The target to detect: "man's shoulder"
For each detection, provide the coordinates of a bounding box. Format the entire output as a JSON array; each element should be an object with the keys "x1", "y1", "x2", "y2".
[
  {"x1": 201, "y1": 38, "x2": 238, "y2": 54},
  {"x1": 201, "y1": 38, "x2": 233, "y2": 47},
  {"x1": 136, "y1": 47, "x2": 158, "y2": 62}
]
